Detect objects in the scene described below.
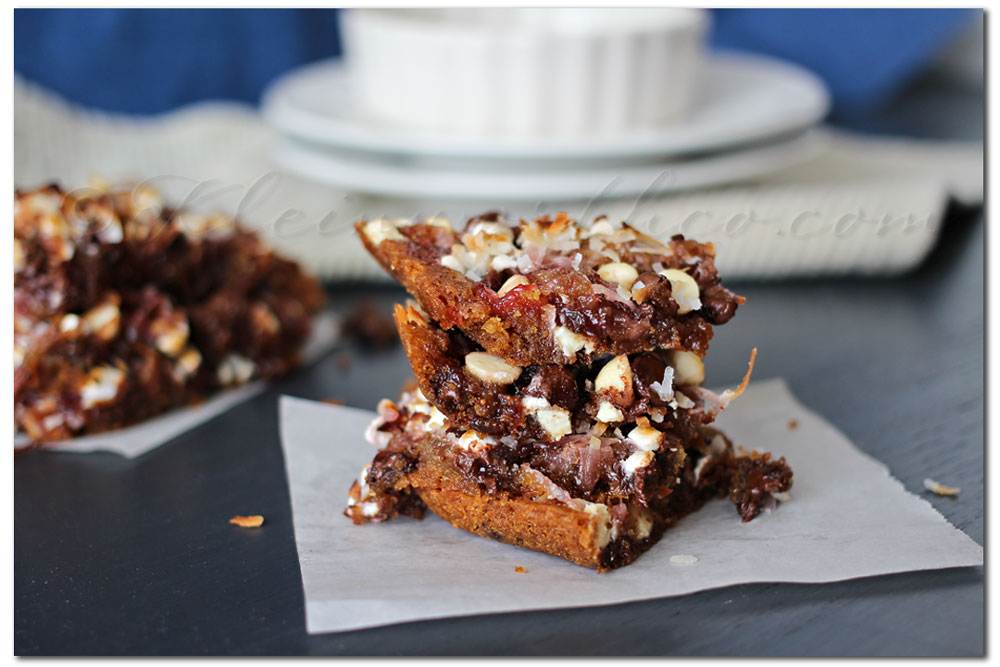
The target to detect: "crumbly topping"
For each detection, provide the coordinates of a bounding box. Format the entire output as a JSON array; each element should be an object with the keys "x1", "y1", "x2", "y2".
[{"x1": 363, "y1": 211, "x2": 711, "y2": 320}]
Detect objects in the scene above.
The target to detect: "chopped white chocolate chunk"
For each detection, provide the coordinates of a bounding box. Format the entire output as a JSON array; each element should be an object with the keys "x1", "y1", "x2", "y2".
[
  {"x1": 80, "y1": 366, "x2": 125, "y2": 409},
  {"x1": 456, "y1": 430, "x2": 497, "y2": 454},
  {"x1": 627, "y1": 425, "x2": 663, "y2": 451},
  {"x1": 59, "y1": 314, "x2": 81, "y2": 333},
  {"x1": 152, "y1": 317, "x2": 190, "y2": 357},
  {"x1": 635, "y1": 511, "x2": 654, "y2": 539},
  {"x1": 521, "y1": 396, "x2": 573, "y2": 440},
  {"x1": 217, "y1": 353, "x2": 256, "y2": 385},
  {"x1": 622, "y1": 450, "x2": 655, "y2": 477},
  {"x1": 82, "y1": 300, "x2": 121, "y2": 341},
  {"x1": 582, "y1": 501, "x2": 615, "y2": 548},
  {"x1": 596, "y1": 401, "x2": 624, "y2": 423},
  {"x1": 536, "y1": 406, "x2": 572, "y2": 440},
  {"x1": 464, "y1": 351, "x2": 522, "y2": 384},
  {"x1": 175, "y1": 346, "x2": 202, "y2": 378}
]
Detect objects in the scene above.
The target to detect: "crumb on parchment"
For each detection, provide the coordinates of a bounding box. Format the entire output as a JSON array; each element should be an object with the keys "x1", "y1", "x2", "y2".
[
  {"x1": 230, "y1": 515, "x2": 265, "y2": 528},
  {"x1": 514, "y1": 566, "x2": 527, "y2": 573},
  {"x1": 670, "y1": 554, "x2": 699, "y2": 565},
  {"x1": 923, "y1": 478, "x2": 960, "y2": 497},
  {"x1": 788, "y1": 419, "x2": 799, "y2": 430}
]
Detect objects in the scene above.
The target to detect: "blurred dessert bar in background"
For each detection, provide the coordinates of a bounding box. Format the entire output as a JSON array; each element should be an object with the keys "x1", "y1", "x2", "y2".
[{"x1": 14, "y1": 183, "x2": 325, "y2": 442}]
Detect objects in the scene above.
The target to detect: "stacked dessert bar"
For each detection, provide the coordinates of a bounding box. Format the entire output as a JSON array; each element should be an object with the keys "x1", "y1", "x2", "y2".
[
  {"x1": 14, "y1": 183, "x2": 325, "y2": 442},
  {"x1": 346, "y1": 212, "x2": 791, "y2": 570}
]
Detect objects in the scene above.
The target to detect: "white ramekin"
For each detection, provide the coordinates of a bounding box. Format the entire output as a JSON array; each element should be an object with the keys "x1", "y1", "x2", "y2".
[{"x1": 341, "y1": 8, "x2": 708, "y2": 139}]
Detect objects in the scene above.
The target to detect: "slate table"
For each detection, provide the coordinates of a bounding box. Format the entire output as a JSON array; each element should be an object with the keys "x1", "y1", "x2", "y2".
[{"x1": 15, "y1": 77, "x2": 984, "y2": 656}]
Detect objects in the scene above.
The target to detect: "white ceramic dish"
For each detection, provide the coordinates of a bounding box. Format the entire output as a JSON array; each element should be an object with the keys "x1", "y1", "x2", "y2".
[
  {"x1": 340, "y1": 8, "x2": 708, "y2": 138},
  {"x1": 262, "y1": 52, "x2": 829, "y2": 163},
  {"x1": 273, "y1": 129, "x2": 827, "y2": 201}
]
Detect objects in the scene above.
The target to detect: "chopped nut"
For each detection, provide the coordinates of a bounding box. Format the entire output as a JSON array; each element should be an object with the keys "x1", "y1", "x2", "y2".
[
  {"x1": 594, "y1": 354, "x2": 632, "y2": 393},
  {"x1": 497, "y1": 274, "x2": 529, "y2": 297},
  {"x1": 229, "y1": 515, "x2": 264, "y2": 528},
  {"x1": 553, "y1": 326, "x2": 594, "y2": 360},
  {"x1": 597, "y1": 262, "x2": 639, "y2": 291},
  {"x1": 669, "y1": 350, "x2": 705, "y2": 386},
  {"x1": 659, "y1": 268, "x2": 702, "y2": 314},
  {"x1": 465, "y1": 351, "x2": 522, "y2": 384},
  {"x1": 923, "y1": 478, "x2": 960, "y2": 496}
]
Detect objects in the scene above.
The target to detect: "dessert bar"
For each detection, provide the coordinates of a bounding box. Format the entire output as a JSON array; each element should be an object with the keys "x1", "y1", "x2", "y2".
[
  {"x1": 346, "y1": 387, "x2": 792, "y2": 570},
  {"x1": 357, "y1": 213, "x2": 743, "y2": 365},
  {"x1": 14, "y1": 183, "x2": 325, "y2": 441},
  {"x1": 347, "y1": 211, "x2": 791, "y2": 570}
]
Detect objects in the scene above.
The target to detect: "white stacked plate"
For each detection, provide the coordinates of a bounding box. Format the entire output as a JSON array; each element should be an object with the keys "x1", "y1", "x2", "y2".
[{"x1": 261, "y1": 9, "x2": 830, "y2": 200}]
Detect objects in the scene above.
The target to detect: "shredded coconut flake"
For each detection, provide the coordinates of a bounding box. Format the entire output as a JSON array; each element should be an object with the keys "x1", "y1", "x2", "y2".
[{"x1": 650, "y1": 366, "x2": 675, "y2": 402}]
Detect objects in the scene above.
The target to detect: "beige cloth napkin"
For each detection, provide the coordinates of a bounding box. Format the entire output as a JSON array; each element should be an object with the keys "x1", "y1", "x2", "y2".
[{"x1": 14, "y1": 76, "x2": 982, "y2": 280}]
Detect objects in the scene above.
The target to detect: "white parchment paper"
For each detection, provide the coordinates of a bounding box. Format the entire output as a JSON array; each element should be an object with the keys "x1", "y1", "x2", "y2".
[
  {"x1": 16, "y1": 312, "x2": 340, "y2": 458},
  {"x1": 279, "y1": 378, "x2": 983, "y2": 635}
]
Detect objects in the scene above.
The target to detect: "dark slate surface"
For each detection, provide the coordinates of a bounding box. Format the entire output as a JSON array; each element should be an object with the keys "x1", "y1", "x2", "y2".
[{"x1": 15, "y1": 80, "x2": 983, "y2": 656}]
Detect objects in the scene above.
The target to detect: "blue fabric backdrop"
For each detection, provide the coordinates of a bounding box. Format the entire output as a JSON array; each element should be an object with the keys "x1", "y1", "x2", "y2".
[{"x1": 14, "y1": 8, "x2": 976, "y2": 116}]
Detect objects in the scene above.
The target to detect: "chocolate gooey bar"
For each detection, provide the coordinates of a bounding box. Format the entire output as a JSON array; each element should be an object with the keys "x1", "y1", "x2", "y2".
[{"x1": 346, "y1": 213, "x2": 791, "y2": 571}]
